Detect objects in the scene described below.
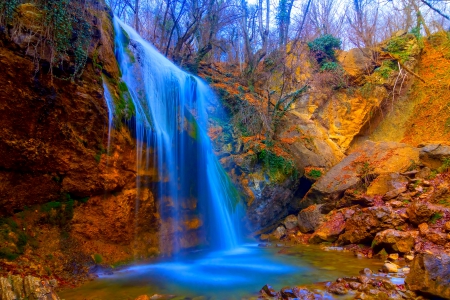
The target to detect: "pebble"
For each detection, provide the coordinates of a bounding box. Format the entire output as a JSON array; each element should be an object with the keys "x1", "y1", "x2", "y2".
[{"x1": 405, "y1": 254, "x2": 414, "y2": 262}]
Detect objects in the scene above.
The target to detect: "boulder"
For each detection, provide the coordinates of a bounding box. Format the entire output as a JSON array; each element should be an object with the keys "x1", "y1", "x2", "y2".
[
  {"x1": 406, "y1": 252, "x2": 450, "y2": 299},
  {"x1": 407, "y1": 201, "x2": 434, "y2": 225},
  {"x1": 419, "y1": 143, "x2": 450, "y2": 169},
  {"x1": 372, "y1": 229, "x2": 415, "y2": 253},
  {"x1": 309, "y1": 212, "x2": 345, "y2": 244},
  {"x1": 283, "y1": 214, "x2": 298, "y2": 230},
  {"x1": 366, "y1": 173, "x2": 408, "y2": 198},
  {"x1": 272, "y1": 226, "x2": 286, "y2": 240},
  {"x1": 337, "y1": 48, "x2": 375, "y2": 84},
  {"x1": 337, "y1": 206, "x2": 405, "y2": 245},
  {"x1": 300, "y1": 141, "x2": 420, "y2": 210},
  {"x1": 297, "y1": 204, "x2": 325, "y2": 233},
  {"x1": 382, "y1": 262, "x2": 398, "y2": 273},
  {"x1": 260, "y1": 284, "x2": 277, "y2": 297}
]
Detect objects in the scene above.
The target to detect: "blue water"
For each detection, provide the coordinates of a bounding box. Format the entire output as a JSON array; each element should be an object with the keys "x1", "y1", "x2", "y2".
[{"x1": 113, "y1": 17, "x2": 242, "y2": 254}]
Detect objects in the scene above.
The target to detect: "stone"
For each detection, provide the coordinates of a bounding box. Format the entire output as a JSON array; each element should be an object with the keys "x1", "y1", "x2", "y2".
[
  {"x1": 359, "y1": 268, "x2": 372, "y2": 277},
  {"x1": 406, "y1": 252, "x2": 450, "y2": 298},
  {"x1": 366, "y1": 173, "x2": 408, "y2": 198},
  {"x1": 419, "y1": 144, "x2": 450, "y2": 169},
  {"x1": 260, "y1": 284, "x2": 277, "y2": 297},
  {"x1": 300, "y1": 141, "x2": 420, "y2": 210},
  {"x1": 297, "y1": 204, "x2": 325, "y2": 233},
  {"x1": 407, "y1": 201, "x2": 434, "y2": 225},
  {"x1": 372, "y1": 229, "x2": 415, "y2": 254},
  {"x1": 135, "y1": 296, "x2": 150, "y2": 300},
  {"x1": 309, "y1": 212, "x2": 345, "y2": 244},
  {"x1": 418, "y1": 223, "x2": 429, "y2": 235},
  {"x1": 272, "y1": 226, "x2": 286, "y2": 240},
  {"x1": 292, "y1": 286, "x2": 315, "y2": 299},
  {"x1": 283, "y1": 214, "x2": 298, "y2": 230},
  {"x1": 424, "y1": 231, "x2": 447, "y2": 245},
  {"x1": 388, "y1": 253, "x2": 399, "y2": 261},
  {"x1": 328, "y1": 282, "x2": 348, "y2": 295},
  {"x1": 280, "y1": 287, "x2": 297, "y2": 298},
  {"x1": 405, "y1": 254, "x2": 414, "y2": 262},
  {"x1": 338, "y1": 206, "x2": 405, "y2": 245},
  {"x1": 382, "y1": 262, "x2": 398, "y2": 273},
  {"x1": 445, "y1": 221, "x2": 450, "y2": 232}
]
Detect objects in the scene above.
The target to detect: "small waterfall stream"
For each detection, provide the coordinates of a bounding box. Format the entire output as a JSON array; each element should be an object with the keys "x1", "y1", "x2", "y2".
[{"x1": 113, "y1": 18, "x2": 240, "y2": 253}]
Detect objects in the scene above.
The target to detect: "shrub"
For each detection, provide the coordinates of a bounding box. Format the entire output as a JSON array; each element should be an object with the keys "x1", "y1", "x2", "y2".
[
  {"x1": 307, "y1": 169, "x2": 322, "y2": 179},
  {"x1": 308, "y1": 34, "x2": 342, "y2": 64},
  {"x1": 258, "y1": 149, "x2": 298, "y2": 182}
]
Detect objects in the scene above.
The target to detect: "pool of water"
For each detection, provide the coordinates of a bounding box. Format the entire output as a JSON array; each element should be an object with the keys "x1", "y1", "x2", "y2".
[{"x1": 59, "y1": 243, "x2": 384, "y2": 300}]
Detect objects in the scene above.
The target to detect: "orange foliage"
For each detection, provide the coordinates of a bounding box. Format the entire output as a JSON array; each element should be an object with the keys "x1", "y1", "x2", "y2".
[{"x1": 401, "y1": 37, "x2": 450, "y2": 145}]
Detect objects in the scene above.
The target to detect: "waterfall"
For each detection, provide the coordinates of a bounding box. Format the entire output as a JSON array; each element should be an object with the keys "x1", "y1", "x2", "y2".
[
  {"x1": 112, "y1": 17, "x2": 241, "y2": 254},
  {"x1": 102, "y1": 80, "x2": 115, "y2": 156}
]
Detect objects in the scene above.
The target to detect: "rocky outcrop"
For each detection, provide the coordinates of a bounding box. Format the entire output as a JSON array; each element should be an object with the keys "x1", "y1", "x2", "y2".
[
  {"x1": 300, "y1": 141, "x2": 419, "y2": 211},
  {"x1": 0, "y1": 275, "x2": 59, "y2": 300},
  {"x1": 337, "y1": 206, "x2": 405, "y2": 245},
  {"x1": 406, "y1": 252, "x2": 450, "y2": 299},
  {"x1": 419, "y1": 143, "x2": 450, "y2": 169}
]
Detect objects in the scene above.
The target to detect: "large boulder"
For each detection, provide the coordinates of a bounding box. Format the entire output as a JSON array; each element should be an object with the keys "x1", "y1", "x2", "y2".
[
  {"x1": 309, "y1": 211, "x2": 346, "y2": 244},
  {"x1": 405, "y1": 252, "x2": 450, "y2": 299},
  {"x1": 297, "y1": 204, "x2": 325, "y2": 233},
  {"x1": 337, "y1": 206, "x2": 405, "y2": 245},
  {"x1": 419, "y1": 143, "x2": 450, "y2": 169},
  {"x1": 300, "y1": 141, "x2": 420, "y2": 211},
  {"x1": 372, "y1": 229, "x2": 415, "y2": 253}
]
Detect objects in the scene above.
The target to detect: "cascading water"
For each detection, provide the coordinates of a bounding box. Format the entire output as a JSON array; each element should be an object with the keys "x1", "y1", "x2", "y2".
[
  {"x1": 102, "y1": 80, "x2": 115, "y2": 156},
  {"x1": 113, "y1": 18, "x2": 240, "y2": 253}
]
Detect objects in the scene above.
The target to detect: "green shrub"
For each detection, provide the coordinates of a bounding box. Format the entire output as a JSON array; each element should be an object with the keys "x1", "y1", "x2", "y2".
[
  {"x1": 258, "y1": 149, "x2": 298, "y2": 182},
  {"x1": 93, "y1": 253, "x2": 103, "y2": 264},
  {"x1": 307, "y1": 169, "x2": 322, "y2": 179},
  {"x1": 430, "y1": 212, "x2": 443, "y2": 224},
  {"x1": 320, "y1": 61, "x2": 340, "y2": 72},
  {"x1": 308, "y1": 34, "x2": 342, "y2": 64}
]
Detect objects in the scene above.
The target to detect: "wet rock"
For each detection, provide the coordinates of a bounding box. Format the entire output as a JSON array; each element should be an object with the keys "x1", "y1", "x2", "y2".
[
  {"x1": 261, "y1": 284, "x2": 277, "y2": 297},
  {"x1": 382, "y1": 262, "x2": 399, "y2": 273},
  {"x1": 297, "y1": 204, "x2": 325, "y2": 233},
  {"x1": 406, "y1": 252, "x2": 450, "y2": 298},
  {"x1": 406, "y1": 201, "x2": 434, "y2": 225},
  {"x1": 309, "y1": 212, "x2": 345, "y2": 244},
  {"x1": 280, "y1": 287, "x2": 297, "y2": 298},
  {"x1": 283, "y1": 214, "x2": 298, "y2": 230},
  {"x1": 327, "y1": 282, "x2": 348, "y2": 295},
  {"x1": 359, "y1": 268, "x2": 372, "y2": 277},
  {"x1": 272, "y1": 226, "x2": 286, "y2": 240},
  {"x1": 292, "y1": 286, "x2": 316, "y2": 299},
  {"x1": 338, "y1": 206, "x2": 405, "y2": 245},
  {"x1": 372, "y1": 229, "x2": 415, "y2": 253},
  {"x1": 300, "y1": 141, "x2": 419, "y2": 210},
  {"x1": 419, "y1": 144, "x2": 450, "y2": 169}
]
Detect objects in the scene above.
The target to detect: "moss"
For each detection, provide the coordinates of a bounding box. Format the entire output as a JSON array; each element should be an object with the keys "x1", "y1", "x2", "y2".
[
  {"x1": 429, "y1": 212, "x2": 443, "y2": 224},
  {"x1": 258, "y1": 149, "x2": 298, "y2": 182},
  {"x1": 307, "y1": 169, "x2": 322, "y2": 179},
  {"x1": 92, "y1": 253, "x2": 103, "y2": 264}
]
